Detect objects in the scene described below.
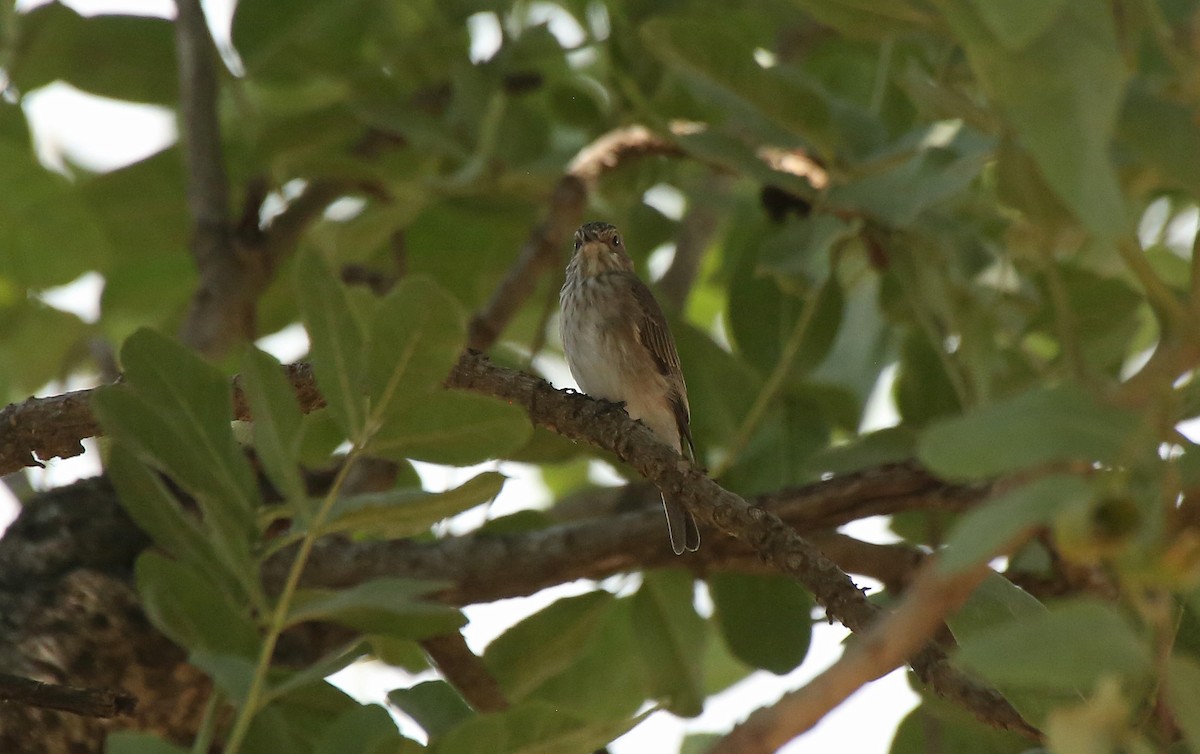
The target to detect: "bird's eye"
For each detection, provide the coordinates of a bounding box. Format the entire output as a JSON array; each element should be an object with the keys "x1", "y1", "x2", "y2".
[
  {"x1": 573, "y1": 238, "x2": 582, "y2": 251},
  {"x1": 612, "y1": 236, "x2": 622, "y2": 247}
]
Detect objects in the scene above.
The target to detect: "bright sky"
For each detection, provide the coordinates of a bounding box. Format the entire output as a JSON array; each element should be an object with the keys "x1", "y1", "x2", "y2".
[{"x1": 0, "y1": 0, "x2": 926, "y2": 751}]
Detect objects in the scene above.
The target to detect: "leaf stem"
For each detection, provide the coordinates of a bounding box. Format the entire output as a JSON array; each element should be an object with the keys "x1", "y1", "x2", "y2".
[
  {"x1": 191, "y1": 689, "x2": 221, "y2": 754},
  {"x1": 713, "y1": 284, "x2": 825, "y2": 478},
  {"x1": 222, "y1": 448, "x2": 361, "y2": 754},
  {"x1": 1040, "y1": 255, "x2": 1089, "y2": 384},
  {"x1": 1118, "y1": 237, "x2": 1189, "y2": 333}
]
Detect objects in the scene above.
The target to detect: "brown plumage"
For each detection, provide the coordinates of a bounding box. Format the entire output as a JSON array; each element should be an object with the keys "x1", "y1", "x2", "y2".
[{"x1": 559, "y1": 221, "x2": 700, "y2": 554}]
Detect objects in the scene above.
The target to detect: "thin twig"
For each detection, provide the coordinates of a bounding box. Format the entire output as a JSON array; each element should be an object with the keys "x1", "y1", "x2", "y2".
[
  {"x1": 0, "y1": 672, "x2": 136, "y2": 719},
  {"x1": 174, "y1": 0, "x2": 229, "y2": 262},
  {"x1": 1118, "y1": 237, "x2": 1190, "y2": 332},
  {"x1": 713, "y1": 282, "x2": 825, "y2": 478},
  {"x1": 174, "y1": 0, "x2": 247, "y2": 357}
]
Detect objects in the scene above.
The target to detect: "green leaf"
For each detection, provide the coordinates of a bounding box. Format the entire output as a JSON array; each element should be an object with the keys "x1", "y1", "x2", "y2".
[
  {"x1": 240, "y1": 681, "x2": 362, "y2": 754},
  {"x1": 484, "y1": 591, "x2": 614, "y2": 702},
  {"x1": 947, "y1": 571, "x2": 1046, "y2": 643},
  {"x1": 966, "y1": 0, "x2": 1068, "y2": 51},
  {"x1": 804, "y1": 427, "x2": 917, "y2": 475},
  {"x1": 642, "y1": 19, "x2": 838, "y2": 155},
  {"x1": 363, "y1": 275, "x2": 468, "y2": 423},
  {"x1": 0, "y1": 299, "x2": 90, "y2": 401},
  {"x1": 431, "y1": 700, "x2": 646, "y2": 754},
  {"x1": 809, "y1": 272, "x2": 893, "y2": 405},
  {"x1": 106, "y1": 444, "x2": 231, "y2": 586},
  {"x1": 632, "y1": 570, "x2": 706, "y2": 717},
  {"x1": 1118, "y1": 82, "x2": 1200, "y2": 198},
  {"x1": 709, "y1": 573, "x2": 813, "y2": 674},
  {"x1": 673, "y1": 321, "x2": 760, "y2": 454},
  {"x1": 889, "y1": 697, "x2": 1032, "y2": 754},
  {"x1": 286, "y1": 578, "x2": 465, "y2": 639},
  {"x1": 939, "y1": 476, "x2": 1093, "y2": 573},
  {"x1": 938, "y1": 0, "x2": 1129, "y2": 238},
  {"x1": 388, "y1": 681, "x2": 474, "y2": 740},
  {"x1": 232, "y1": 0, "x2": 384, "y2": 83},
  {"x1": 758, "y1": 215, "x2": 859, "y2": 285},
  {"x1": 111, "y1": 329, "x2": 259, "y2": 511},
  {"x1": 827, "y1": 124, "x2": 993, "y2": 227},
  {"x1": 135, "y1": 551, "x2": 260, "y2": 658},
  {"x1": 681, "y1": 733, "x2": 723, "y2": 754},
  {"x1": 10, "y1": 4, "x2": 177, "y2": 104},
  {"x1": 1033, "y1": 264, "x2": 1143, "y2": 375},
  {"x1": 894, "y1": 328, "x2": 963, "y2": 427},
  {"x1": 1168, "y1": 654, "x2": 1200, "y2": 753},
  {"x1": 0, "y1": 131, "x2": 113, "y2": 289},
  {"x1": 787, "y1": 0, "x2": 933, "y2": 39},
  {"x1": 190, "y1": 650, "x2": 258, "y2": 703},
  {"x1": 703, "y1": 627, "x2": 756, "y2": 696},
  {"x1": 314, "y1": 704, "x2": 406, "y2": 754},
  {"x1": 240, "y1": 347, "x2": 306, "y2": 505},
  {"x1": 367, "y1": 635, "x2": 429, "y2": 673},
  {"x1": 322, "y1": 472, "x2": 505, "y2": 539},
  {"x1": 296, "y1": 249, "x2": 367, "y2": 440},
  {"x1": 105, "y1": 732, "x2": 189, "y2": 754},
  {"x1": 918, "y1": 384, "x2": 1142, "y2": 478},
  {"x1": 956, "y1": 599, "x2": 1152, "y2": 694},
  {"x1": 945, "y1": 572, "x2": 1061, "y2": 725},
  {"x1": 265, "y1": 640, "x2": 368, "y2": 706},
  {"x1": 401, "y1": 199, "x2": 536, "y2": 309},
  {"x1": 92, "y1": 330, "x2": 258, "y2": 572},
  {"x1": 368, "y1": 391, "x2": 531, "y2": 466},
  {"x1": 525, "y1": 599, "x2": 646, "y2": 721}
]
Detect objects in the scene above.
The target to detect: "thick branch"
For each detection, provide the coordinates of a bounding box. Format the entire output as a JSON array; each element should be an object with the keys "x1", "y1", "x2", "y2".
[
  {"x1": 0, "y1": 348, "x2": 1021, "y2": 733},
  {"x1": 0, "y1": 363, "x2": 321, "y2": 475},
  {"x1": 288, "y1": 469, "x2": 955, "y2": 605},
  {"x1": 0, "y1": 472, "x2": 942, "y2": 748},
  {"x1": 442, "y1": 352, "x2": 1032, "y2": 735}
]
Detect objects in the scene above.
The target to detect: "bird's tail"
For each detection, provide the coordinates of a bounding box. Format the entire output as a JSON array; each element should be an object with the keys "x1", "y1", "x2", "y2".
[{"x1": 662, "y1": 493, "x2": 700, "y2": 555}]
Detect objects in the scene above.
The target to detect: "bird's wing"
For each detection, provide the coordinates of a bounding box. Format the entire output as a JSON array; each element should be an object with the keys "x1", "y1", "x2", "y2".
[
  {"x1": 628, "y1": 276, "x2": 695, "y2": 460},
  {"x1": 628, "y1": 277, "x2": 683, "y2": 380}
]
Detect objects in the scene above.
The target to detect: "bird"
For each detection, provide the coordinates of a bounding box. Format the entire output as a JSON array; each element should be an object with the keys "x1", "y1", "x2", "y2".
[{"x1": 559, "y1": 221, "x2": 701, "y2": 554}]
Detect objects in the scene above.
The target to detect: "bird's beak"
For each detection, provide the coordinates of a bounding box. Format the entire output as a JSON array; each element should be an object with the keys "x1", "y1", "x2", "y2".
[{"x1": 575, "y1": 239, "x2": 607, "y2": 274}]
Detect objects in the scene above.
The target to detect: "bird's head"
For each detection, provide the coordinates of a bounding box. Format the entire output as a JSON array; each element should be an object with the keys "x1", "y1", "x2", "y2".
[{"x1": 572, "y1": 221, "x2": 634, "y2": 276}]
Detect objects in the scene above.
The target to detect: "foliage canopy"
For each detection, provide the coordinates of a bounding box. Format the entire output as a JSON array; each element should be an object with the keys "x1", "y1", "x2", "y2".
[{"x1": 5, "y1": 0, "x2": 1200, "y2": 752}]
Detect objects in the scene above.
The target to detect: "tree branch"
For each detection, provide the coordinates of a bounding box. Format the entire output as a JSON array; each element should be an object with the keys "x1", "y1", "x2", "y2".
[
  {"x1": 0, "y1": 673, "x2": 136, "y2": 719},
  {"x1": 286, "y1": 467, "x2": 961, "y2": 606},
  {"x1": 442, "y1": 352, "x2": 1032, "y2": 736},
  {"x1": 419, "y1": 633, "x2": 508, "y2": 713},
  {"x1": 0, "y1": 345, "x2": 1023, "y2": 733},
  {"x1": 707, "y1": 559, "x2": 1023, "y2": 754},
  {"x1": 174, "y1": 0, "x2": 255, "y2": 357}
]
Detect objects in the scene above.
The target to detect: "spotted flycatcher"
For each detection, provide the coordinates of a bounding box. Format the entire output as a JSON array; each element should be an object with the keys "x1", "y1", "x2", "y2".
[{"x1": 560, "y1": 221, "x2": 701, "y2": 554}]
